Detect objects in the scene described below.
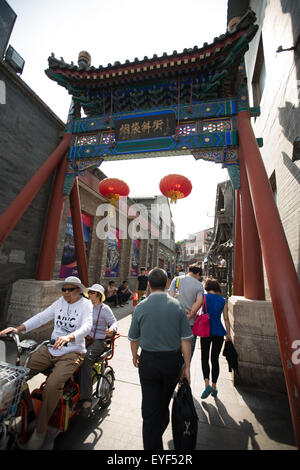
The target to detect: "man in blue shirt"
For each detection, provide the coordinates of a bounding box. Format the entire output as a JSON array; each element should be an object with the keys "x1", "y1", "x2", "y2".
[{"x1": 128, "y1": 268, "x2": 193, "y2": 450}]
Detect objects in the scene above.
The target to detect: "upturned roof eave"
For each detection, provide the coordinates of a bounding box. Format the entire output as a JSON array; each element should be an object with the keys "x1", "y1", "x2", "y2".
[{"x1": 45, "y1": 14, "x2": 257, "y2": 89}]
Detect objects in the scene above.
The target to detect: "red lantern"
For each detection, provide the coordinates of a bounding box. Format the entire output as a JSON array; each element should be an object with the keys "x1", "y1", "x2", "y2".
[
  {"x1": 159, "y1": 174, "x2": 192, "y2": 203},
  {"x1": 99, "y1": 178, "x2": 130, "y2": 206}
]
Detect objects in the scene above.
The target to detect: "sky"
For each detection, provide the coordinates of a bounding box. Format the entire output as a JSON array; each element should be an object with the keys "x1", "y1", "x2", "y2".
[{"x1": 7, "y1": 0, "x2": 230, "y2": 241}]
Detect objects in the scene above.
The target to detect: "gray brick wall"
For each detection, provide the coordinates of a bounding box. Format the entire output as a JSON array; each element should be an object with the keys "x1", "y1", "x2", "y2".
[
  {"x1": 245, "y1": 0, "x2": 300, "y2": 281},
  {"x1": 0, "y1": 62, "x2": 65, "y2": 327}
]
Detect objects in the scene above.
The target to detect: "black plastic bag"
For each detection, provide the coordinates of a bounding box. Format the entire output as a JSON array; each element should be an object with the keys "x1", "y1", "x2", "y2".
[
  {"x1": 171, "y1": 378, "x2": 198, "y2": 450},
  {"x1": 223, "y1": 340, "x2": 239, "y2": 374}
]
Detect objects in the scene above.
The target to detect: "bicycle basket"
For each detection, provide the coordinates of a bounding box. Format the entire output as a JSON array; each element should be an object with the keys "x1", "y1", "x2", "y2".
[{"x1": 0, "y1": 361, "x2": 30, "y2": 423}]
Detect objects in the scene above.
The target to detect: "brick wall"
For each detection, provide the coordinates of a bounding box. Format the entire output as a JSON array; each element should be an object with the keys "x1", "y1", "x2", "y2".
[
  {"x1": 0, "y1": 61, "x2": 65, "y2": 327},
  {"x1": 246, "y1": 0, "x2": 300, "y2": 285}
]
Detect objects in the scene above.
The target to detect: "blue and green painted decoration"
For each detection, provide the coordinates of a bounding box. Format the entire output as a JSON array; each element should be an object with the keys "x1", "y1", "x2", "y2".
[{"x1": 45, "y1": 9, "x2": 261, "y2": 195}]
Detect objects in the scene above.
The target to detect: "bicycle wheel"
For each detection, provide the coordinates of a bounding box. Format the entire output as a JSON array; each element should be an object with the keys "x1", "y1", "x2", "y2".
[
  {"x1": 91, "y1": 368, "x2": 101, "y2": 409},
  {"x1": 97, "y1": 367, "x2": 115, "y2": 409}
]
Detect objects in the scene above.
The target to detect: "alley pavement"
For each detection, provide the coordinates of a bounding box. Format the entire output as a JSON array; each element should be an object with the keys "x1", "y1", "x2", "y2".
[{"x1": 28, "y1": 301, "x2": 297, "y2": 451}]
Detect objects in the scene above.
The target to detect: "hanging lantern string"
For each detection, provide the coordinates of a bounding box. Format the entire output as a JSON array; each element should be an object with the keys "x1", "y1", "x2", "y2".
[
  {"x1": 110, "y1": 87, "x2": 113, "y2": 130},
  {"x1": 189, "y1": 77, "x2": 193, "y2": 113},
  {"x1": 177, "y1": 76, "x2": 181, "y2": 135},
  {"x1": 102, "y1": 89, "x2": 106, "y2": 122}
]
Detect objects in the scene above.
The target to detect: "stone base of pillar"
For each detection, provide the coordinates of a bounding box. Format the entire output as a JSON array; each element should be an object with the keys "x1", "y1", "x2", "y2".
[
  {"x1": 6, "y1": 279, "x2": 61, "y2": 342},
  {"x1": 228, "y1": 296, "x2": 286, "y2": 394}
]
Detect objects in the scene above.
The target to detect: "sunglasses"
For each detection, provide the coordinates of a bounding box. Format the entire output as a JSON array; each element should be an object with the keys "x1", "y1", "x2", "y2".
[
  {"x1": 62, "y1": 287, "x2": 78, "y2": 292},
  {"x1": 88, "y1": 290, "x2": 97, "y2": 295}
]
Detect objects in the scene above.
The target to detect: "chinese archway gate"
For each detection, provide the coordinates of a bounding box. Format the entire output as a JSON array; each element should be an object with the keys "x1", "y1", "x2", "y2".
[{"x1": 0, "y1": 9, "x2": 299, "y2": 446}]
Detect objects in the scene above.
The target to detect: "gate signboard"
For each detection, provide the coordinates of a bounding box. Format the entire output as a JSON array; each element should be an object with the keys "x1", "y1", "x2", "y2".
[{"x1": 115, "y1": 111, "x2": 176, "y2": 141}]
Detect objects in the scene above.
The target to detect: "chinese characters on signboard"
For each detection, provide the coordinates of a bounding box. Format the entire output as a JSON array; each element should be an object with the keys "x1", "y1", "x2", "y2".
[{"x1": 115, "y1": 112, "x2": 176, "y2": 142}]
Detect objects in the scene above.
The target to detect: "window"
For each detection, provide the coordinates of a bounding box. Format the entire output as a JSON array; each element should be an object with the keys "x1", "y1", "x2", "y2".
[
  {"x1": 252, "y1": 36, "x2": 266, "y2": 107},
  {"x1": 217, "y1": 188, "x2": 225, "y2": 212}
]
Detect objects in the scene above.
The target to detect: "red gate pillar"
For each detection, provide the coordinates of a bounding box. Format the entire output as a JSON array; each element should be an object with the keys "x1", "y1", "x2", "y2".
[
  {"x1": 0, "y1": 133, "x2": 72, "y2": 246},
  {"x1": 239, "y1": 146, "x2": 265, "y2": 300},
  {"x1": 233, "y1": 189, "x2": 244, "y2": 296},
  {"x1": 69, "y1": 177, "x2": 89, "y2": 287},
  {"x1": 238, "y1": 110, "x2": 300, "y2": 448},
  {"x1": 35, "y1": 152, "x2": 68, "y2": 280}
]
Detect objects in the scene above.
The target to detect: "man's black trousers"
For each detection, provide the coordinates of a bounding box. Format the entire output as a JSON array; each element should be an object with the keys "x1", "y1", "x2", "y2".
[{"x1": 138, "y1": 349, "x2": 183, "y2": 450}]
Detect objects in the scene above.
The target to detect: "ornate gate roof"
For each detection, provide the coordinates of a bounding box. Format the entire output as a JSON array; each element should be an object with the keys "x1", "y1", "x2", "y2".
[
  {"x1": 44, "y1": 9, "x2": 260, "y2": 195},
  {"x1": 45, "y1": 10, "x2": 258, "y2": 117}
]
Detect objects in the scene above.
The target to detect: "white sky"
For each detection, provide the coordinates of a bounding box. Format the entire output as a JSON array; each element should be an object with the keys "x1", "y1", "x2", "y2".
[{"x1": 7, "y1": 0, "x2": 230, "y2": 241}]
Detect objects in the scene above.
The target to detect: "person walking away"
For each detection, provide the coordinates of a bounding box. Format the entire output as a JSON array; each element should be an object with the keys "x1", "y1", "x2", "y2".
[
  {"x1": 128, "y1": 268, "x2": 192, "y2": 450},
  {"x1": 135, "y1": 267, "x2": 148, "y2": 299},
  {"x1": 78, "y1": 284, "x2": 118, "y2": 416},
  {"x1": 200, "y1": 278, "x2": 232, "y2": 399},
  {"x1": 168, "y1": 263, "x2": 204, "y2": 356},
  {"x1": 0, "y1": 276, "x2": 92, "y2": 450}
]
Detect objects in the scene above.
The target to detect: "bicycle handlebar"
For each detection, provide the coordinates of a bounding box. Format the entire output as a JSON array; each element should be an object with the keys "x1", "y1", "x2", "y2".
[
  {"x1": 0, "y1": 333, "x2": 68, "y2": 368},
  {"x1": 1, "y1": 331, "x2": 20, "y2": 347},
  {"x1": 49, "y1": 339, "x2": 68, "y2": 346}
]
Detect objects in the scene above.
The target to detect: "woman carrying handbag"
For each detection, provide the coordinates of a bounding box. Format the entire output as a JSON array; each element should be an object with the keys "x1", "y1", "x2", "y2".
[{"x1": 198, "y1": 279, "x2": 232, "y2": 399}]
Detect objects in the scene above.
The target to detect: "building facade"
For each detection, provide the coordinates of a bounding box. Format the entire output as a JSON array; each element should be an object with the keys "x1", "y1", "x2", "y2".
[
  {"x1": 226, "y1": 0, "x2": 300, "y2": 396},
  {"x1": 176, "y1": 228, "x2": 214, "y2": 271},
  {"x1": 132, "y1": 195, "x2": 176, "y2": 278},
  {"x1": 54, "y1": 184, "x2": 176, "y2": 293},
  {"x1": 206, "y1": 180, "x2": 234, "y2": 292},
  {"x1": 0, "y1": 58, "x2": 65, "y2": 327},
  {"x1": 229, "y1": 0, "x2": 300, "y2": 294}
]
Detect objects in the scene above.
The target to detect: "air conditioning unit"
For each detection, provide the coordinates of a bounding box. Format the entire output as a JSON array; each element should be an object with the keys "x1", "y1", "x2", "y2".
[{"x1": 5, "y1": 45, "x2": 25, "y2": 74}]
